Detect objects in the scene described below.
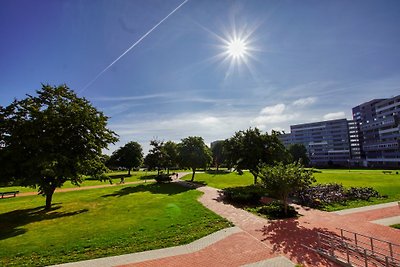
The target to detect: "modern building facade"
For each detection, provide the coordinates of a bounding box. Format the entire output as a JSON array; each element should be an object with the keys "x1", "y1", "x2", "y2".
[
  {"x1": 280, "y1": 95, "x2": 400, "y2": 167},
  {"x1": 352, "y1": 95, "x2": 400, "y2": 167},
  {"x1": 282, "y1": 119, "x2": 351, "y2": 166}
]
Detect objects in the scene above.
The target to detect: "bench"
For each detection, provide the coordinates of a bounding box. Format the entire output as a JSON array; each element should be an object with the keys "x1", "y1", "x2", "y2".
[
  {"x1": 0, "y1": 191, "x2": 19, "y2": 198},
  {"x1": 382, "y1": 171, "x2": 392, "y2": 174}
]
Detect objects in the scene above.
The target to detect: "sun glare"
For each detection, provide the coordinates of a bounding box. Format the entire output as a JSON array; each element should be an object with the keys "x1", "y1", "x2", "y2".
[{"x1": 227, "y1": 38, "x2": 248, "y2": 59}]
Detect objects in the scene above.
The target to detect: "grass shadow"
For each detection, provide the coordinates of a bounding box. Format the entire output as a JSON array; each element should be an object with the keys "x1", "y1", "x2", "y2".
[
  {"x1": 101, "y1": 182, "x2": 193, "y2": 198},
  {"x1": 257, "y1": 219, "x2": 343, "y2": 266},
  {"x1": 138, "y1": 175, "x2": 158, "y2": 180},
  {"x1": 205, "y1": 170, "x2": 231, "y2": 175},
  {"x1": 0, "y1": 205, "x2": 88, "y2": 241}
]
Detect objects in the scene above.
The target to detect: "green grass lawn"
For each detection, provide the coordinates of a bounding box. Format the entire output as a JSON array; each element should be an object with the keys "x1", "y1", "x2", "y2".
[
  {"x1": 186, "y1": 169, "x2": 400, "y2": 210},
  {"x1": 0, "y1": 182, "x2": 230, "y2": 266},
  {"x1": 313, "y1": 169, "x2": 400, "y2": 210},
  {"x1": 185, "y1": 171, "x2": 254, "y2": 189},
  {"x1": 0, "y1": 170, "x2": 158, "y2": 193}
]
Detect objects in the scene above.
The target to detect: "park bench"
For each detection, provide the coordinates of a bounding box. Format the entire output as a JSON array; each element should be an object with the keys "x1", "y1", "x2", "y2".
[
  {"x1": 382, "y1": 171, "x2": 392, "y2": 174},
  {"x1": 0, "y1": 191, "x2": 19, "y2": 198}
]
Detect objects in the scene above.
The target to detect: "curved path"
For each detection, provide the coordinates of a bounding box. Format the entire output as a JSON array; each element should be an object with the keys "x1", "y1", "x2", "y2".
[{"x1": 53, "y1": 173, "x2": 400, "y2": 267}]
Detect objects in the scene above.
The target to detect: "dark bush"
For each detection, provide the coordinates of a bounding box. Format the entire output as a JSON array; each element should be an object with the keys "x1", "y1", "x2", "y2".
[
  {"x1": 155, "y1": 174, "x2": 172, "y2": 183},
  {"x1": 257, "y1": 201, "x2": 297, "y2": 219},
  {"x1": 346, "y1": 187, "x2": 380, "y2": 200},
  {"x1": 294, "y1": 183, "x2": 347, "y2": 208},
  {"x1": 223, "y1": 185, "x2": 266, "y2": 205},
  {"x1": 293, "y1": 183, "x2": 381, "y2": 208}
]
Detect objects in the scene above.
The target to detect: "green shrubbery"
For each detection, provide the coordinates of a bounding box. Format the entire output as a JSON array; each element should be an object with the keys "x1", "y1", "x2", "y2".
[
  {"x1": 155, "y1": 174, "x2": 172, "y2": 183},
  {"x1": 223, "y1": 185, "x2": 266, "y2": 205}
]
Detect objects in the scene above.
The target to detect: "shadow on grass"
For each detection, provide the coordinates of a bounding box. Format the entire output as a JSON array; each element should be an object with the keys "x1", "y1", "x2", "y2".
[
  {"x1": 0, "y1": 205, "x2": 88, "y2": 241},
  {"x1": 205, "y1": 170, "x2": 231, "y2": 175},
  {"x1": 101, "y1": 182, "x2": 193, "y2": 198},
  {"x1": 258, "y1": 219, "x2": 342, "y2": 266}
]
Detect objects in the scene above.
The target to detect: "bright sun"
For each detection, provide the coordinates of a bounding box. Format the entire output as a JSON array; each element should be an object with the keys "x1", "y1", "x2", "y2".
[{"x1": 226, "y1": 38, "x2": 248, "y2": 59}]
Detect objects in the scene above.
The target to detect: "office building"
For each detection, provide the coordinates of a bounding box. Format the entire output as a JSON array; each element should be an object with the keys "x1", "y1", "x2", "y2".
[
  {"x1": 353, "y1": 95, "x2": 400, "y2": 167},
  {"x1": 283, "y1": 119, "x2": 351, "y2": 166}
]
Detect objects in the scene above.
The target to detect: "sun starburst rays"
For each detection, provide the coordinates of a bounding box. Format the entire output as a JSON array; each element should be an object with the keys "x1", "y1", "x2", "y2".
[{"x1": 214, "y1": 26, "x2": 258, "y2": 79}]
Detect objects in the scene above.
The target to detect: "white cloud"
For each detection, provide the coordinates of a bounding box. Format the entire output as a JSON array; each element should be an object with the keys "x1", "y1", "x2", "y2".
[
  {"x1": 292, "y1": 97, "x2": 317, "y2": 106},
  {"x1": 323, "y1": 111, "x2": 346, "y2": 120},
  {"x1": 260, "y1": 103, "x2": 286, "y2": 115},
  {"x1": 251, "y1": 103, "x2": 298, "y2": 130}
]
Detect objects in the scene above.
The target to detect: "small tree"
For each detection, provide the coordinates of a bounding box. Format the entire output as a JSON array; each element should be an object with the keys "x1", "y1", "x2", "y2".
[
  {"x1": 109, "y1": 141, "x2": 143, "y2": 175},
  {"x1": 178, "y1": 136, "x2": 212, "y2": 181},
  {"x1": 224, "y1": 128, "x2": 289, "y2": 184},
  {"x1": 288, "y1": 143, "x2": 309, "y2": 166},
  {"x1": 211, "y1": 140, "x2": 225, "y2": 171},
  {"x1": 163, "y1": 141, "x2": 178, "y2": 174},
  {"x1": 0, "y1": 84, "x2": 118, "y2": 210},
  {"x1": 144, "y1": 139, "x2": 165, "y2": 175},
  {"x1": 259, "y1": 162, "x2": 315, "y2": 214}
]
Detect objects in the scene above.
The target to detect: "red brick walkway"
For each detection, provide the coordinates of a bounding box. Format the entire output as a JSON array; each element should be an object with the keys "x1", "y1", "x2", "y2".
[{"x1": 119, "y1": 181, "x2": 400, "y2": 267}]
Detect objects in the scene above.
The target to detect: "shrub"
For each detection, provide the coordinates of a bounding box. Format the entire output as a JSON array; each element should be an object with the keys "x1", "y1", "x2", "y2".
[
  {"x1": 293, "y1": 183, "x2": 381, "y2": 208},
  {"x1": 346, "y1": 187, "x2": 380, "y2": 200},
  {"x1": 155, "y1": 174, "x2": 172, "y2": 183},
  {"x1": 257, "y1": 201, "x2": 297, "y2": 219},
  {"x1": 223, "y1": 185, "x2": 266, "y2": 205}
]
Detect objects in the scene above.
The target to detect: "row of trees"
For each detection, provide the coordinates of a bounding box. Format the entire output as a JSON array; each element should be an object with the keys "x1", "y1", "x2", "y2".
[
  {"x1": 108, "y1": 128, "x2": 310, "y2": 186},
  {"x1": 107, "y1": 136, "x2": 212, "y2": 181},
  {"x1": 0, "y1": 84, "x2": 310, "y2": 210}
]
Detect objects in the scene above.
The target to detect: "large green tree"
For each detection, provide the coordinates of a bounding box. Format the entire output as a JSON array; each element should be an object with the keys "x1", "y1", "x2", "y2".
[
  {"x1": 288, "y1": 143, "x2": 309, "y2": 166},
  {"x1": 108, "y1": 141, "x2": 143, "y2": 175},
  {"x1": 178, "y1": 136, "x2": 212, "y2": 181},
  {"x1": 0, "y1": 84, "x2": 118, "y2": 209},
  {"x1": 224, "y1": 128, "x2": 289, "y2": 184},
  {"x1": 259, "y1": 162, "x2": 315, "y2": 214}
]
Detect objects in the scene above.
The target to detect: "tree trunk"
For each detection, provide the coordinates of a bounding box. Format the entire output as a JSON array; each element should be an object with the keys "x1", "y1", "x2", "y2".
[
  {"x1": 128, "y1": 168, "x2": 131, "y2": 176},
  {"x1": 45, "y1": 187, "x2": 56, "y2": 210},
  {"x1": 191, "y1": 168, "x2": 196, "y2": 181},
  {"x1": 283, "y1": 196, "x2": 288, "y2": 215},
  {"x1": 250, "y1": 171, "x2": 258, "y2": 184}
]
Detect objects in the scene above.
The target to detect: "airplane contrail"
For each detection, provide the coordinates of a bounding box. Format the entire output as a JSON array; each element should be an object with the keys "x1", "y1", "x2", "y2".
[{"x1": 80, "y1": 0, "x2": 189, "y2": 93}]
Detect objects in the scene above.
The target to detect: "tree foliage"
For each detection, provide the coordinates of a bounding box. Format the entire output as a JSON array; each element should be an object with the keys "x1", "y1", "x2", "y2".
[
  {"x1": 0, "y1": 84, "x2": 118, "y2": 209},
  {"x1": 259, "y1": 162, "x2": 316, "y2": 214},
  {"x1": 224, "y1": 128, "x2": 289, "y2": 184},
  {"x1": 144, "y1": 140, "x2": 178, "y2": 174},
  {"x1": 178, "y1": 136, "x2": 212, "y2": 181},
  {"x1": 288, "y1": 143, "x2": 309, "y2": 166},
  {"x1": 211, "y1": 140, "x2": 225, "y2": 170},
  {"x1": 108, "y1": 141, "x2": 143, "y2": 175},
  {"x1": 163, "y1": 141, "x2": 178, "y2": 173}
]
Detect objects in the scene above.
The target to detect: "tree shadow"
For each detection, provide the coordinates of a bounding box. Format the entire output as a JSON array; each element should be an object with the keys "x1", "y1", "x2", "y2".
[
  {"x1": 101, "y1": 182, "x2": 193, "y2": 198},
  {"x1": 257, "y1": 218, "x2": 343, "y2": 266},
  {"x1": 205, "y1": 170, "x2": 231, "y2": 175},
  {"x1": 138, "y1": 175, "x2": 158, "y2": 180},
  {"x1": 0, "y1": 205, "x2": 88, "y2": 241}
]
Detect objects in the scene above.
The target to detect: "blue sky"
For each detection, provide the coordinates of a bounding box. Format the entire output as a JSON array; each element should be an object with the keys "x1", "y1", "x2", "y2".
[{"x1": 1, "y1": 0, "x2": 400, "y2": 154}]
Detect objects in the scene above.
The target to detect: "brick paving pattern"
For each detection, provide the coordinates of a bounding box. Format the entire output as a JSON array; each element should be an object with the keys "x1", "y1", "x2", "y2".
[{"x1": 122, "y1": 180, "x2": 400, "y2": 267}]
